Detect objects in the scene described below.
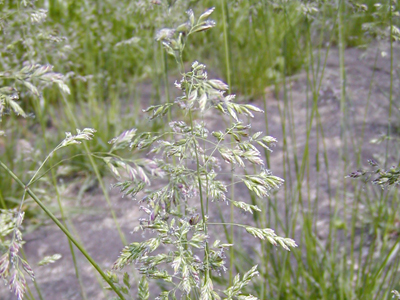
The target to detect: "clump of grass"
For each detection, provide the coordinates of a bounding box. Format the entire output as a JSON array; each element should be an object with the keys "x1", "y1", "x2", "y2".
[{"x1": 3, "y1": 0, "x2": 400, "y2": 299}]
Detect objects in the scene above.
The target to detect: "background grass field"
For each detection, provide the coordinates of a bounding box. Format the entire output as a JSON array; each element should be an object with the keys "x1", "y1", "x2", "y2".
[{"x1": 1, "y1": 0, "x2": 400, "y2": 299}]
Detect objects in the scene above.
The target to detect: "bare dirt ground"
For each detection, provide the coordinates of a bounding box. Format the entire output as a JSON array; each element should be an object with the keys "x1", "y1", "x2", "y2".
[{"x1": 1, "y1": 41, "x2": 399, "y2": 299}]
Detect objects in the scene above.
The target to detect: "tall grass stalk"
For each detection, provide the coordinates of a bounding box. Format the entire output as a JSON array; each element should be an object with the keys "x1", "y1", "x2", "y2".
[
  {"x1": 31, "y1": 98, "x2": 88, "y2": 300},
  {"x1": 0, "y1": 160, "x2": 126, "y2": 299},
  {"x1": 221, "y1": 0, "x2": 236, "y2": 287},
  {"x1": 59, "y1": 92, "x2": 127, "y2": 245},
  {"x1": 385, "y1": 0, "x2": 394, "y2": 169}
]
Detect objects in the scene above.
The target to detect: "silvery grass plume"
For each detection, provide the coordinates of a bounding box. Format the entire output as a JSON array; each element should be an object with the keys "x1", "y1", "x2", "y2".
[
  {"x1": 346, "y1": 158, "x2": 400, "y2": 188},
  {"x1": 0, "y1": 128, "x2": 95, "y2": 300},
  {"x1": 393, "y1": 290, "x2": 400, "y2": 299},
  {"x1": 107, "y1": 7, "x2": 297, "y2": 299},
  {"x1": 0, "y1": 64, "x2": 70, "y2": 123},
  {"x1": 103, "y1": 128, "x2": 164, "y2": 198},
  {"x1": 0, "y1": 210, "x2": 34, "y2": 300}
]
